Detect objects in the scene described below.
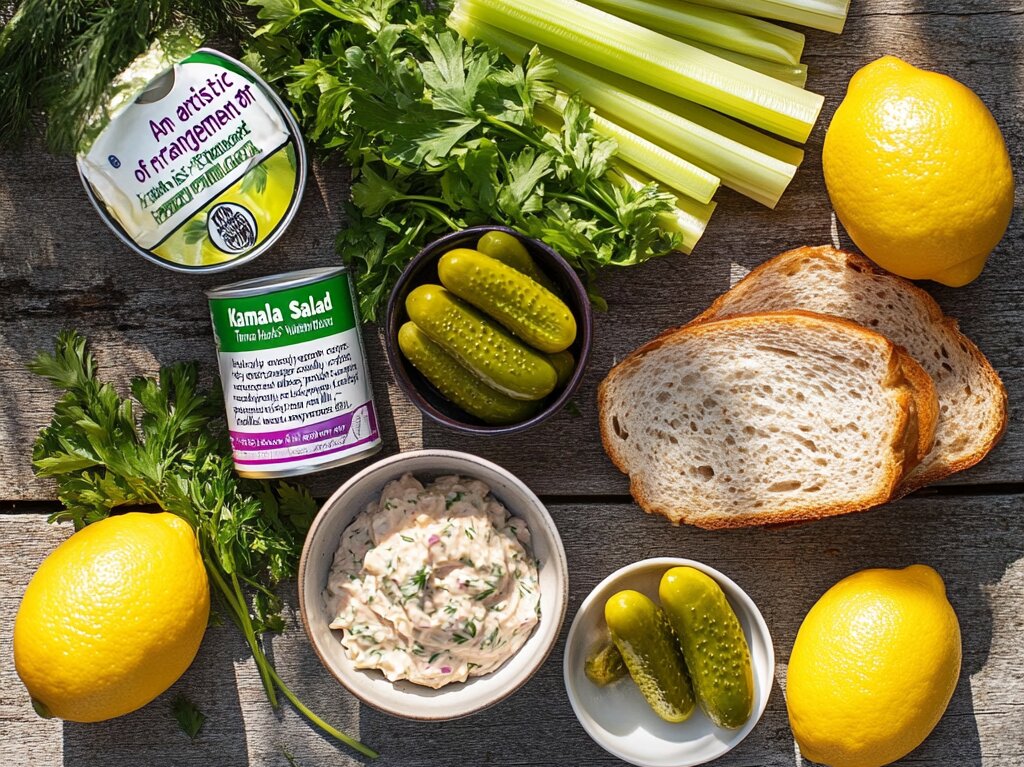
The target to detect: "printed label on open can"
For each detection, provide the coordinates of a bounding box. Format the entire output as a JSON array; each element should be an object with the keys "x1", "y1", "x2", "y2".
[
  {"x1": 78, "y1": 47, "x2": 306, "y2": 273},
  {"x1": 207, "y1": 268, "x2": 381, "y2": 477}
]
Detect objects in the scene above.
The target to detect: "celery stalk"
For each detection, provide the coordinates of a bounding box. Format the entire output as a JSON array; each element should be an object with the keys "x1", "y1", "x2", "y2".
[
  {"x1": 457, "y1": 12, "x2": 809, "y2": 168},
  {"x1": 453, "y1": 0, "x2": 823, "y2": 142},
  {"x1": 685, "y1": 0, "x2": 850, "y2": 34},
  {"x1": 547, "y1": 94, "x2": 720, "y2": 204},
  {"x1": 532, "y1": 109, "x2": 715, "y2": 252},
  {"x1": 581, "y1": 0, "x2": 804, "y2": 65},
  {"x1": 449, "y1": 12, "x2": 802, "y2": 206},
  {"x1": 579, "y1": 73, "x2": 797, "y2": 207},
  {"x1": 671, "y1": 38, "x2": 807, "y2": 87},
  {"x1": 622, "y1": 76, "x2": 806, "y2": 168},
  {"x1": 612, "y1": 163, "x2": 716, "y2": 254}
]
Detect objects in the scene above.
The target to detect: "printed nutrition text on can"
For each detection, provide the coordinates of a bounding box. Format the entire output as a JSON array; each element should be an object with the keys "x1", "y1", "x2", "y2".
[{"x1": 207, "y1": 267, "x2": 381, "y2": 478}]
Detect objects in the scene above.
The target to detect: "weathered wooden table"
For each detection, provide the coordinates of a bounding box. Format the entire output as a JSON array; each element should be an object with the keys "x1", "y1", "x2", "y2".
[{"x1": 2, "y1": 2, "x2": 1022, "y2": 765}]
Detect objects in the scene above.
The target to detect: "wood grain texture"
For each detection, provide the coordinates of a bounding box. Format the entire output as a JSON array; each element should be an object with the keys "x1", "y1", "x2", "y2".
[
  {"x1": 0, "y1": 2, "x2": 1021, "y2": 501},
  {"x1": 1, "y1": 1, "x2": 1022, "y2": 763},
  {"x1": 1, "y1": 494, "x2": 1022, "y2": 766}
]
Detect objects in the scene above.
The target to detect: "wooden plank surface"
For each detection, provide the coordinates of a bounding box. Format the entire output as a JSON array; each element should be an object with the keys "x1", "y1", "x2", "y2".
[
  {"x1": 1, "y1": 3, "x2": 1022, "y2": 500},
  {"x1": 1, "y1": 1, "x2": 1023, "y2": 766},
  {"x1": 2, "y1": 494, "x2": 1022, "y2": 766}
]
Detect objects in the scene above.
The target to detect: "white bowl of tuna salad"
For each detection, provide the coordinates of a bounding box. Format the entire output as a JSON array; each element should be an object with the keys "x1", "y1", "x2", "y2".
[{"x1": 298, "y1": 449, "x2": 569, "y2": 720}]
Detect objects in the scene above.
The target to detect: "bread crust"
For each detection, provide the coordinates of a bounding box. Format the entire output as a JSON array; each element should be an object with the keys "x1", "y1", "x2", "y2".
[
  {"x1": 890, "y1": 347, "x2": 940, "y2": 476},
  {"x1": 691, "y1": 245, "x2": 1007, "y2": 491},
  {"x1": 598, "y1": 310, "x2": 938, "y2": 529}
]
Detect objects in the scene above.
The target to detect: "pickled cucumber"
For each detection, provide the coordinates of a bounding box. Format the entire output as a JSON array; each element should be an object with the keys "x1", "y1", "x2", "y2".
[
  {"x1": 547, "y1": 350, "x2": 575, "y2": 387},
  {"x1": 405, "y1": 285, "x2": 557, "y2": 401},
  {"x1": 475, "y1": 231, "x2": 559, "y2": 292},
  {"x1": 605, "y1": 590, "x2": 696, "y2": 723},
  {"x1": 438, "y1": 249, "x2": 577, "y2": 354},
  {"x1": 398, "y1": 322, "x2": 540, "y2": 425},
  {"x1": 659, "y1": 567, "x2": 754, "y2": 729},
  {"x1": 584, "y1": 637, "x2": 627, "y2": 686}
]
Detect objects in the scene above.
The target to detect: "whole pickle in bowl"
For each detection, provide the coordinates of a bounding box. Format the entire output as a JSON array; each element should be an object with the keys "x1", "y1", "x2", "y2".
[
  {"x1": 604, "y1": 589, "x2": 696, "y2": 723},
  {"x1": 438, "y1": 248, "x2": 577, "y2": 354},
  {"x1": 405, "y1": 284, "x2": 557, "y2": 401},
  {"x1": 397, "y1": 322, "x2": 540, "y2": 425},
  {"x1": 660, "y1": 567, "x2": 754, "y2": 729},
  {"x1": 476, "y1": 231, "x2": 559, "y2": 292}
]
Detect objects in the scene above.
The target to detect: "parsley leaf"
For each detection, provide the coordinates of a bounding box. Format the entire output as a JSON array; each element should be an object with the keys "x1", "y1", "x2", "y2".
[
  {"x1": 29, "y1": 331, "x2": 377, "y2": 759},
  {"x1": 244, "y1": 1, "x2": 681, "y2": 321},
  {"x1": 172, "y1": 695, "x2": 206, "y2": 741},
  {"x1": 497, "y1": 148, "x2": 552, "y2": 219}
]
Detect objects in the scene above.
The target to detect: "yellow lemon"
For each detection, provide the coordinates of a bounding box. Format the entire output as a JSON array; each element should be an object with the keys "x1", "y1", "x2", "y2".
[
  {"x1": 14, "y1": 512, "x2": 210, "y2": 723},
  {"x1": 786, "y1": 565, "x2": 961, "y2": 767},
  {"x1": 823, "y1": 56, "x2": 1014, "y2": 286}
]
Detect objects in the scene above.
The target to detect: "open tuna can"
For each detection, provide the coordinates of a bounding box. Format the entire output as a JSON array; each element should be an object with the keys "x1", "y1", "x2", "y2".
[{"x1": 77, "y1": 44, "x2": 307, "y2": 273}]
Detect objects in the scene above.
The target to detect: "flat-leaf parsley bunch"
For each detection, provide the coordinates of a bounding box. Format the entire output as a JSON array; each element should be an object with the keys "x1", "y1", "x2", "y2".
[
  {"x1": 30, "y1": 331, "x2": 377, "y2": 758},
  {"x1": 244, "y1": 0, "x2": 681, "y2": 320}
]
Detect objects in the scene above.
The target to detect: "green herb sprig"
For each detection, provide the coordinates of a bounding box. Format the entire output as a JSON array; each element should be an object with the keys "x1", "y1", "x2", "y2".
[
  {"x1": 244, "y1": 0, "x2": 681, "y2": 321},
  {"x1": 171, "y1": 695, "x2": 206, "y2": 741},
  {"x1": 29, "y1": 331, "x2": 377, "y2": 759}
]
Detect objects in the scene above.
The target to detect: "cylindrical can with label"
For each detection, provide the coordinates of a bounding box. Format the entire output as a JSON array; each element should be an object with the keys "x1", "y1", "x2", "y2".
[
  {"x1": 206, "y1": 267, "x2": 382, "y2": 478},
  {"x1": 78, "y1": 45, "x2": 306, "y2": 273}
]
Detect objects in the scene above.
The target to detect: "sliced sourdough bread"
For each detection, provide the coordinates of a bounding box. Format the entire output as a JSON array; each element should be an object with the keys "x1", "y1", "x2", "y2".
[
  {"x1": 598, "y1": 311, "x2": 938, "y2": 529},
  {"x1": 693, "y1": 246, "x2": 1006, "y2": 490}
]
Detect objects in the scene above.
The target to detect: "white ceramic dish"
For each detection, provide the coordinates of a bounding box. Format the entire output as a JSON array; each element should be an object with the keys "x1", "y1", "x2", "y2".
[
  {"x1": 299, "y1": 449, "x2": 569, "y2": 720},
  {"x1": 563, "y1": 557, "x2": 774, "y2": 767}
]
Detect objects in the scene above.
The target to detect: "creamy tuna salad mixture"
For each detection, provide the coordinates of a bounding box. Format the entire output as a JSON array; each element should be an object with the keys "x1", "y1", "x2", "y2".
[{"x1": 325, "y1": 473, "x2": 541, "y2": 688}]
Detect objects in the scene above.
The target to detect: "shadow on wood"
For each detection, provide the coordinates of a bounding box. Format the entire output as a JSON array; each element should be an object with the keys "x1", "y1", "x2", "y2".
[{"x1": 61, "y1": 624, "x2": 254, "y2": 767}]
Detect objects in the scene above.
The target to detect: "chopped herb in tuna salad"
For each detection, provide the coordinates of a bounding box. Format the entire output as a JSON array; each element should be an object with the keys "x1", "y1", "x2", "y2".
[{"x1": 325, "y1": 474, "x2": 541, "y2": 688}]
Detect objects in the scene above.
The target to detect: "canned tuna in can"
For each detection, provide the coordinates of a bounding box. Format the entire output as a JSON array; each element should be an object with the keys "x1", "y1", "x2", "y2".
[{"x1": 206, "y1": 267, "x2": 382, "y2": 478}]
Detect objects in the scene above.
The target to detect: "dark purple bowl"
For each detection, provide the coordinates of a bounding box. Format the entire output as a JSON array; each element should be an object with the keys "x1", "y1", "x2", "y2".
[{"x1": 385, "y1": 225, "x2": 593, "y2": 435}]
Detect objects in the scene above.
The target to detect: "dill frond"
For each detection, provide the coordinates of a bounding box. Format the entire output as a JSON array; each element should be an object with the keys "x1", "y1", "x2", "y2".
[{"x1": 0, "y1": 0, "x2": 251, "y2": 153}]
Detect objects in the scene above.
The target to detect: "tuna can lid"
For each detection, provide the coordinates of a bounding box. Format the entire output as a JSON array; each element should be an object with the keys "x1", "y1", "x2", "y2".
[
  {"x1": 205, "y1": 266, "x2": 347, "y2": 299},
  {"x1": 77, "y1": 45, "x2": 308, "y2": 275}
]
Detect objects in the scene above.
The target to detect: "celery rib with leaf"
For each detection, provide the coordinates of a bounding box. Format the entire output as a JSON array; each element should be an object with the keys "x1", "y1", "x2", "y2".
[
  {"x1": 549, "y1": 96, "x2": 720, "y2": 204},
  {"x1": 581, "y1": 0, "x2": 804, "y2": 65},
  {"x1": 449, "y1": 13, "x2": 801, "y2": 207},
  {"x1": 685, "y1": 0, "x2": 851, "y2": 34},
  {"x1": 453, "y1": 0, "x2": 823, "y2": 142},
  {"x1": 613, "y1": 164, "x2": 717, "y2": 254}
]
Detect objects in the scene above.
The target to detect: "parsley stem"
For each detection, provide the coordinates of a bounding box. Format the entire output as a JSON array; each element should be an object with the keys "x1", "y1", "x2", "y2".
[
  {"x1": 230, "y1": 570, "x2": 280, "y2": 706},
  {"x1": 238, "y1": 572, "x2": 279, "y2": 601},
  {"x1": 586, "y1": 180, "x2": 622, "y2": 214},
  {"x1": 548, "y1": 191, "x2": 618, "y2": 225},
  {"x1": 407, "y1": 201, "x2": 462, "y2": 231},
  {"x1": 395, "y1": 194, "x2": 448, "y2": 206},
  {"x1": 202, "y1": 554, "x2": 279, "y2": 708},
  {"x1": 264, "y1": 664, "x2": 380, "y2": 759},
  {"x1": 307, "y1": 0, "x2": 351, "y2": 21},
  {"x1": 203, "y1": 553, "x2": 377, "y2": 757},
  {"x1": 483, "y1": 114, "x2": 545, "y2": 150}
]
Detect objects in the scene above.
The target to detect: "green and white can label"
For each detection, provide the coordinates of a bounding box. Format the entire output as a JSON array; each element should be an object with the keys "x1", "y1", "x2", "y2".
[
  {"x1": 78, "y1": 47, "x2": 306, "y2": 273},
  {"x1": 207, "y1": 268, "x2": 381, "y2": 478}
]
